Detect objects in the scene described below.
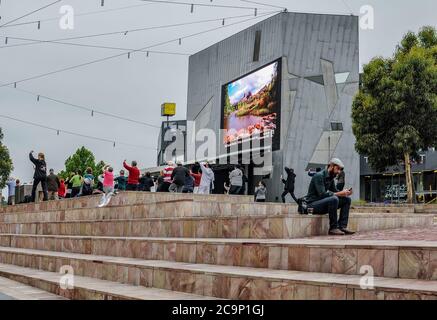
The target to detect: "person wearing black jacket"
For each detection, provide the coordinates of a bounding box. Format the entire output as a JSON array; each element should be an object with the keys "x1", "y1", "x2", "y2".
[
  {"x1": 281, "y1": 167, "x2": 298, "y2": 204},
  {"x1": 29, "y1": 151, "x2": 48, "y2": 202},
  {"x1": 139, "y1": 172, "x2": 155, "y2": 192},
  {"x1": 169, "y1": 162, "x2": 190, "y2": 193}
]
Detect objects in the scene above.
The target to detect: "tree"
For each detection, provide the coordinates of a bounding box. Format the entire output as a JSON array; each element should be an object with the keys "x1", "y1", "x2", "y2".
[
  {"x1": 352, "y1": 26, "x2": 437, "y2": 203},
  {"x1": 59, "y1": 147, "x2": 105, "y2": 181},
  {"x1": 0, "y1": 128, "x2": 13, "y2": 190}
]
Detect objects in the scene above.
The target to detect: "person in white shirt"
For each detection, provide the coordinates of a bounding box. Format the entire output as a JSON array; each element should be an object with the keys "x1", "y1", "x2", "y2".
[{"x1": 198, "y1": 162, "x2": 215, "y2": 194}]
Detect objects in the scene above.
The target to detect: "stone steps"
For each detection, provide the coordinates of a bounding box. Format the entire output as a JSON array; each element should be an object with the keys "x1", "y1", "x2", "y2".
[
  {"x1": 0, "y1": 213, "x2": 434, "y2": 239},
  {"x1": 0, "y1": 248, "x2": 435, "y2": 300},
  {"x1": 0, "y1": 275, "x2": 67, "y2": 300},
  {"x1": 0, "y1": 263, "x2": 219, "y2": 300},
  {"x1": 1, "y1": 194, "x2": 436, "y2": 300},
  {"x1": 0, "y1": 202, "x2": 298, "y2": 223},
  {"x1": 0, "y1": 235, "x2": 435, "y2": 280},
  {"x1": 0, "y1": 192, "x2": 254, "y2": 215}
]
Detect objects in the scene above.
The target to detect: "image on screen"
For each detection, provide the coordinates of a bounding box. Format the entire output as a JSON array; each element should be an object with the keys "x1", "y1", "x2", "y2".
[{"x1": 222, "y1": 59, "x2": 281, "y2": 150}]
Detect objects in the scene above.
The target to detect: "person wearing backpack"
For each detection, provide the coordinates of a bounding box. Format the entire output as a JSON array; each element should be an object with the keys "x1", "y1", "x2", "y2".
[
  {"x1": 81, "y1": 167, "x2": 94, "y2": 196},
  {"x1": 29, "y1": 151, "x2": 48, "y2": 202}
]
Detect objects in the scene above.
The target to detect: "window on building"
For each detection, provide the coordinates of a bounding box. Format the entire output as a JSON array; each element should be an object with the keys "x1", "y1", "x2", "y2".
[
  {"x1": 253, "y1": 30, "x2": 262, "y2": 62},
  {"x1": 330, "y1": 122, "x2": 343, "y2": 131}
]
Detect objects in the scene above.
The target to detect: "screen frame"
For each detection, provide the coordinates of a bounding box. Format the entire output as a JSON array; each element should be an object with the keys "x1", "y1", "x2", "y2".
[{"x1": 220, "y1": 57, "x2": 282, "y2": 152}]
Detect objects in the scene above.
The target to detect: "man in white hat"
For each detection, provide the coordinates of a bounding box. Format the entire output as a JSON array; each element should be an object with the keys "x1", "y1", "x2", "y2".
[{"x1": 305, "y1": 158, "x2": 355, "y2": 236}]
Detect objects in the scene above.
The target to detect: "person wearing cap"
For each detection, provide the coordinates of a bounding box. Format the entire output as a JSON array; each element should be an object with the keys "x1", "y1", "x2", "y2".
[{"x1": 305, "y1": 158, "x2": 355, "y2": 236}]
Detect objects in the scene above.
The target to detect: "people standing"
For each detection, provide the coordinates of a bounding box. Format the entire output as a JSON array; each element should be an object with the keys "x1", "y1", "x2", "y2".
[
  {"x1": 281, "y1": 167, "x2": 298, "y2": 204},
  {"x1": 198, "y1": 162, "x2": 215, "y2": 194},
  {"x1": 81, "y1": 168, "x2": 94, "y2": 196},
  {"x1": 182, "y1": 174, "x2": 195, "y2": 193},
  {"x1": 240, "y1": 172, "x2": 248, "y2": 195},
  {"x1": 123, "y1": 160, "x2": 140, "y2": 191},
  {"x1": 190, "y1": 164, "x2": 202, "y2": 194},
  {"x1": 46, "y1": 169, "x2": 60, "y2": 200},
  {"x1": 229, "y1": 165, "x2": 243, "y2": 195},
  {"x1": 161, "y1": 161, "x2": 175, "y2": 192},
  {"x1": 156, "y1": 171, "x2": 167, "y2": 192},
  {"x1": 29, "y1": 151, "x2": 48, "y2": 202},
  {"x1": 115, "y1": 170, "x2": 127, "y2": 191},
  {"x1": 139, "y1": 172, "x2": 155, "y2": 192},
  {"x1": 58, "y1": 179, "x2": 66, "y2": 198},
  {"x1": 65, "y1": 173, "x2": 75, "y2": 198},
  {"x1": 6, "y1": 177, "x2": 16, "y2": 205},
  {"x1": 170, "y1": 162, "x2": 189, "y2": 193},
  {"x1": 99, "y1": 165, "x2": 115, "y2": 207},
  {"x1": 254, "y1": 181, "x2": 267, "y2": 202},
  {"x1": 70, "y1": 170, "x2": 83, "y2": 198}
]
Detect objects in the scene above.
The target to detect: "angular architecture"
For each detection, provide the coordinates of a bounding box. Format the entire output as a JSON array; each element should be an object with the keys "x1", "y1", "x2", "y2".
[{"x1": 187, "y1": 12, "x2": 360, "y2": 201}]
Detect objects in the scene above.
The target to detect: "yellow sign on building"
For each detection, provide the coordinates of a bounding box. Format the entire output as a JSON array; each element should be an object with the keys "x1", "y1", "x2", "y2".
[{"x1": 161, "y1": 103, "x2": 176, "y2": 117}]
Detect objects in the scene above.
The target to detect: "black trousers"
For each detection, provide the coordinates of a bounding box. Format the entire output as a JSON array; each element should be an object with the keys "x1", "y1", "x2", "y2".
[
  {"x1": 126, "y1": 184, "x2": 138, "y2": 191},
  {"x1": 281, "y1": 189, "x2": 298, "y2": 203},
  {"x1": 31, "y1": 177, "x2": 48, "y2": 202},
  {"x1": 71, "y1": 187, "x2": 81, "y2": 198},
  {"x1": 229, "y1": 185, "x2": 242, "y2": 195}
]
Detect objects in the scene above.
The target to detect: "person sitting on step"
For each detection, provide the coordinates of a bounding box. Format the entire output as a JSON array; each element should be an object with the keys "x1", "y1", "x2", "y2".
[{"x1": 305, "y1": 158, "x2": 355, "y2": 236}]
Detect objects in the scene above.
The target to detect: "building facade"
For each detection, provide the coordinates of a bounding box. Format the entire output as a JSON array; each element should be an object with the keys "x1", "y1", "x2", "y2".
[
  {"x1": 360, "y1": 150, "x2": 437, "y2": 203},
  {"x1": 186, "y1": 12, "x2": 360, "y2": 201}
]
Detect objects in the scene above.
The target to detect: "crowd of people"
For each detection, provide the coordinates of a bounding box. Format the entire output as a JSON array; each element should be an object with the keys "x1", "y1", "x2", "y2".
[{"x1": 5, "y1": 151, "x2": 353, "y2": 236}]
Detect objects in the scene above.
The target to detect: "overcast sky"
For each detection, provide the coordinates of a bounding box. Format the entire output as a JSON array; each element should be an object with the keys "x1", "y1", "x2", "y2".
[{"x1": 1, "y1": 0, "x2": 437, "y2": 195}]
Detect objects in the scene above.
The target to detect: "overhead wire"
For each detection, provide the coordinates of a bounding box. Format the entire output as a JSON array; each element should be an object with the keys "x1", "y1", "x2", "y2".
[
  {"x1": 0, "y1": 0, "x2": 62, "y2": 28},
  {"x1": 0, "y1": 1, "x2": 157, "y2": 28},
  {"x1": 5, "y1": 86, "x2": 162, "y2": 129},
  {"x1": 239, "y1": 0, "x2": 287, "y2": 11},
  {"x1": 0, "y1": 114, "x2": 158, "y2": 150},
  {"x1": 0, "y1": 13, "x2": 265, "y2": 50},
  {"x1": 0, "y1": 11, "x2": 279, "y2": 88}
]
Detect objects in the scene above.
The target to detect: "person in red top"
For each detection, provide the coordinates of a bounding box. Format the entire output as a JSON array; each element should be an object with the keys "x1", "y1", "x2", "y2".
[
  {"x1": 123, "y1": 160, "x2": 140, "y2": 191},
  {"x1": 190, "y1": 163, "x2": 202, "y2": 193},
  {"x1": 58, "y1": 179, "x2": 66, "y2": 198}
]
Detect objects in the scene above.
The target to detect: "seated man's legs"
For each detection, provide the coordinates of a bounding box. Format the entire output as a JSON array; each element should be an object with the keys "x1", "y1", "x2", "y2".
[
  {"x1": 337, "y1": 197, "x2": 351, "y2": 230},
  {"x1": 309, "y1": 196, "x2": 340, "y2": 231}
]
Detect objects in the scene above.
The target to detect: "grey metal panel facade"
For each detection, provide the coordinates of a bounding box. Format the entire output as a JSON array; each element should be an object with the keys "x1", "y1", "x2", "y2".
[{"x1": 187, "y1": 12, "x2": 360, "y2": 201}]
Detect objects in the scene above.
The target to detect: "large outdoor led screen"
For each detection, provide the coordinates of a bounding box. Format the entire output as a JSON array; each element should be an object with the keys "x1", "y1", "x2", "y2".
[{"x1": 222, "y1": 59, "x2": 281, "y2": 151}]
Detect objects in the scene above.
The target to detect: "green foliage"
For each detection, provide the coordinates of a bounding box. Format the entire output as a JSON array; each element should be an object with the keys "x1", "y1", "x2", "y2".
[
  {"x1": 58, "y1": 147, "x2": 105, "y2": 181},
  {"x1": 223, "y1": 89, "x2": 234, "y2": 117},
  {"x1": 0, "y1": 128, "x2": 13, "y2": 189},
  {"x1": 352, "y1": 26, "x2": 437, "y2": 173}
]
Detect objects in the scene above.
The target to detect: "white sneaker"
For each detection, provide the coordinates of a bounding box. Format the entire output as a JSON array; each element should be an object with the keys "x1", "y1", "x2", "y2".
[{"x1": 98, "y1": 194, "x2": 107, "y2": 208}]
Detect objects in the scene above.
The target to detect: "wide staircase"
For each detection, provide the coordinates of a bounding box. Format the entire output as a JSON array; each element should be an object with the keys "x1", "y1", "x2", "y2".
[{"x1": 0, "y1": 192, "x2": 436, "y2": 300}]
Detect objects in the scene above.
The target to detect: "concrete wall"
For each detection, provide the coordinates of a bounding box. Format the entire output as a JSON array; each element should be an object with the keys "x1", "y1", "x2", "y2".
[{"x1": 187, "y1": 12, "x2": 360, "y2": 201}]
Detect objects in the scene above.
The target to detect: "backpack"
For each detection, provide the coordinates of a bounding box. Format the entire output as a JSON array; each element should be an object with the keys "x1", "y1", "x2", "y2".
[
  {"x1": 82, "y1": 178, "x2": 93, "y2": 196},
  {"x1": 297, "y1": 197, "x2": 309, "y2": 215}
]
